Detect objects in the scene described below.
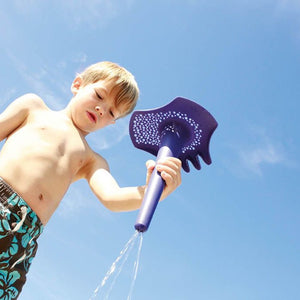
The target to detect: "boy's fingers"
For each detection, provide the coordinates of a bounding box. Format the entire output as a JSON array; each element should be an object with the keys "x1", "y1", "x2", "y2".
[
  {"x1": 158, "y1": 158, "x2": 182, "y2": 189},
  {"x1": 156, "y1": 158, "x2": 182, "y2": 176},
  {"x1": 157, "y1": 157, "x2": 182, "y2": 170},
  {"x1": 145, "y1": 157, "x2": 182, "y2": 190}
]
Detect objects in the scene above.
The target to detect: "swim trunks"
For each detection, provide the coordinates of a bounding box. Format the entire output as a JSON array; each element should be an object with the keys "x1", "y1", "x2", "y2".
[{"x1": 0, "y1": 178, "x2": 43, "y2": 300}]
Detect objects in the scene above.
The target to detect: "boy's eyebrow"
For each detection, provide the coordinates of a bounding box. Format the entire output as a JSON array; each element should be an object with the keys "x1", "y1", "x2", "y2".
[{"x1": 96, "y1": 86, "x2": 109, "y2": 96}]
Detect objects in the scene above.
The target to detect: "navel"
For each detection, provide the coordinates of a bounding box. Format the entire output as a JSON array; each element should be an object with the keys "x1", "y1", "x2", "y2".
[{"x1": 38, "y1": 194, "x2": 44, "y2": 201}]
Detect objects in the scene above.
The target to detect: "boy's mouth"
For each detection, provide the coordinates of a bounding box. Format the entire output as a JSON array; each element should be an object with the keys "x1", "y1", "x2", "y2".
[{"x1": 87, "y1": 111, "x2": 97, "y2": 123}]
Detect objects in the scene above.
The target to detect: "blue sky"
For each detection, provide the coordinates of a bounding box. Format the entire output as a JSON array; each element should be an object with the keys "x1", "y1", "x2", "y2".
[{"x1": 0, "y1": 1, "x2": 299, "y2": 299}]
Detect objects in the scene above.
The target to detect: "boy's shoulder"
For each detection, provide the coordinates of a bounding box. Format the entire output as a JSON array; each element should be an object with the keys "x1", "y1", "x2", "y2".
[{"x1": 15, "y1": 93, "x2": 48, "y2": 111}]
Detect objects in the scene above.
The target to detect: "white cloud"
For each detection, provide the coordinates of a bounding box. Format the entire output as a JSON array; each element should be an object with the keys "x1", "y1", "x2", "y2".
[
  {"x1": 5, "y1": 51, "x2": 92, "y2": 109},
  {"x1": 11, "y1": 0, "x2": 136, "y2": 29},
  {"x1": 71, "y1": 52, "x2": 88, "y2": 65},
  {"x1": 65, "y1": 0, "x2": 137, "y2": 29},
  {"x1": 0, "y1": 88, "x2": 17, "y2": 109},
  {"x1": 6, "y1": 52, "x2": 68, "y2": 109},
  {"x1": 56, "y1": 185, "x2": 87, "y2": 218},
  {"x1": 12, "y1": 0, "x2": 41, "y2": 14},
  {"x1": 275, "y1": 0, "x2": 300, "y2": 12},
  {"x1": 56, "y1": 179, "x2": 115, "y2": 222},
  {"x1": 225, "y1": 125, "x2": 292, "y2": 177},
  {"x1": 273, "y1": 0, "x2": 300, "y2": 33},
  {"x1": 238, "y1": 142, "x2": 284, "y2": 176}
]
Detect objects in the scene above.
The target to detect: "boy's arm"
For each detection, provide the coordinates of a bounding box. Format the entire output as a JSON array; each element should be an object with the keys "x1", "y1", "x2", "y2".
[
  {"x1": 0, "y1": 93, "x2": 45, "y2": 141},
  {"x1": 85, "y1": 153, "x2": 182, "y2": 212}
]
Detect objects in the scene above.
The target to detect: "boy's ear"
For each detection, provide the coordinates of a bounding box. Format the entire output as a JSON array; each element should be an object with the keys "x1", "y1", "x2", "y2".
[{"x1": 71, "y1": 76, "x2": 83, "y2": 95}]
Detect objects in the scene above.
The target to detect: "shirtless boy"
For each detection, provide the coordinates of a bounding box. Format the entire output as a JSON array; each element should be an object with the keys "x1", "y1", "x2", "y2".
[{"x1": 0, "y1": 61, "x2": 182, "y2": 299}]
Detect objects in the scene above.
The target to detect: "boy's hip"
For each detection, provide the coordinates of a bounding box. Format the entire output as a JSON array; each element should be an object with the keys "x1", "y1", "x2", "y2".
[{"x1": 0, "y1": 177, "x2": 44, "y2": 237}]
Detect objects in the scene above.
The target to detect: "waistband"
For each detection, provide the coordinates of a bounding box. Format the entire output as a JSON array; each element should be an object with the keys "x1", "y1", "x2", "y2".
[{"x1": 0, "y1": 177, "x2": 44, "y2": 234}]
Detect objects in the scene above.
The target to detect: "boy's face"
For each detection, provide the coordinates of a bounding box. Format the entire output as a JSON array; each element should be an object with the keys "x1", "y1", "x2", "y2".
[{"x1": 70, "y1": 77, "x2": 125, "y2": 134}]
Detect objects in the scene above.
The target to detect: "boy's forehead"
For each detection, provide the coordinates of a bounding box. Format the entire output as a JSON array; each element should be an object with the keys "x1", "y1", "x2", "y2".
[{"x1": 93, "y1": 78, "x2": 120, "y2": 94}]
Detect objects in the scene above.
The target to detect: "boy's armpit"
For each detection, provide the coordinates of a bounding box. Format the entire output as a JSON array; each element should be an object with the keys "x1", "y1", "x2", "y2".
[{"x1": 78, "y1": 151, "x2": 110, "y2": 181}]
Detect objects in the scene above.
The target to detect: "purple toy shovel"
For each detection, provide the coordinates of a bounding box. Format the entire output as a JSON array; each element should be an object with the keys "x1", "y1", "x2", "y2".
[{"x1": 129, "y1": 97, "x2": 218, "y2": 232}]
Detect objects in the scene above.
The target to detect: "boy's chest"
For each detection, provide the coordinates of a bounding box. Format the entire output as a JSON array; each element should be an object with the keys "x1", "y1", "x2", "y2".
[{"x1": 21, "y1": 112, "x2": 90, "y2": 162}]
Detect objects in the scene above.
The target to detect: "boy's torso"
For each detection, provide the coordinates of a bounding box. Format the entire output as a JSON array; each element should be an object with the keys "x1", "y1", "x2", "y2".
[{"x1": 0, "y1": 106, "x2": 98, "y2": 224}]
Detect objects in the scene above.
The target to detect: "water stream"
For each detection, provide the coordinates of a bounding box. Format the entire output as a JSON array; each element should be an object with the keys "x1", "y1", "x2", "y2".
[
  {"x1": 127, "y1": 232, "x2": 143, "y2": 300},
  {"x1": 89, "y1": 231, "x2": 143, "y2": 300}
]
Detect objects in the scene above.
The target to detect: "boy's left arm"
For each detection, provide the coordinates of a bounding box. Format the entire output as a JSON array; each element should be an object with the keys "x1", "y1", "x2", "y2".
[{"x1": 85, "y1": 154, "x2": 182, "y2": 212}]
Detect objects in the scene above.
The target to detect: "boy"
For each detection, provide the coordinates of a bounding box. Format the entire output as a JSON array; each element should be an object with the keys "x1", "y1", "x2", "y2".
[{"x1": 0, "y1": 61, "x2": 182, "y2": 299}]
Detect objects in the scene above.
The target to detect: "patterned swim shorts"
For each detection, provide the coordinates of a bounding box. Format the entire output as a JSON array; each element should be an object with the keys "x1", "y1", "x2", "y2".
[{"x1": 0, "y1": 178, "x2": 44, "y2": 300}]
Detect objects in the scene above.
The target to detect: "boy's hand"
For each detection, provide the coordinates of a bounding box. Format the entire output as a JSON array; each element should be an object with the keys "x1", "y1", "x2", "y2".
[{"x1": 145, "y1": 157, "x2": 182, "y2": 200}]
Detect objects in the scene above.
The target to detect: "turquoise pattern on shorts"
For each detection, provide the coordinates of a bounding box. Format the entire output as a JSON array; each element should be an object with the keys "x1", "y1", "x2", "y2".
[{"x1": 0, "y1": 181, "x2": 44, "y2": 300}]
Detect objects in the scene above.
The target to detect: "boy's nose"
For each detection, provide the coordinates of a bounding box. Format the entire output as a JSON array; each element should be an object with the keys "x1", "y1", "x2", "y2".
[{"x1": 95, "y1": 105, "x2": 104, "y2": 116}]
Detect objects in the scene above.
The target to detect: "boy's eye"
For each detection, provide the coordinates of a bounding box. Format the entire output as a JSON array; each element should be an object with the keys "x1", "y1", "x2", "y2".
[
  {"x1": 95, "y1": 90, "x2": 103, "y2": 100},
  {"x1": 110, "y1": 110, "x2": 115, "y2": 118}
]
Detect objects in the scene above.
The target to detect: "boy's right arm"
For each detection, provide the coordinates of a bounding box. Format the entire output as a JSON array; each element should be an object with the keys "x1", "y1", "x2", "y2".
[
  {"x1": 84, "y1": 154, "x2": 146, "y2": 212},
  {"x1": 0, "y1": 93, "x2": 45, "y2": 141},
  {"x1": 83, "y1": 152, "x2": 181, "y2": 212}
]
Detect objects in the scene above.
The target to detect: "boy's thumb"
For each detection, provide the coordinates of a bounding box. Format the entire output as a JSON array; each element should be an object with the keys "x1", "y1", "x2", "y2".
[
  {"x1": 146, "y1": 159, "x2": 155, "y2": 170},
  {"x1": 145, "y1": 160, "x2": 155, "y2": 184}
]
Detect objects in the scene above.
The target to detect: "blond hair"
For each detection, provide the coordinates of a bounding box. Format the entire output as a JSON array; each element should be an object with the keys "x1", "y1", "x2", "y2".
[{"x1": 78, "y1": 61, "x2": 139, "y2": 116}]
